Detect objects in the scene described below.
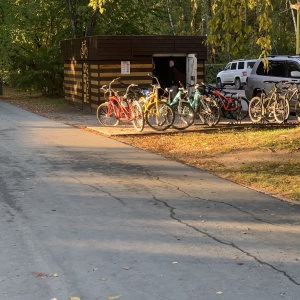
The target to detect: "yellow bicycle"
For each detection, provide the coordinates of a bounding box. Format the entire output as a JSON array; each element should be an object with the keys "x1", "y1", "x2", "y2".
[{"x1": 139, "y1": 74, "x2": 174, "y2": 131}]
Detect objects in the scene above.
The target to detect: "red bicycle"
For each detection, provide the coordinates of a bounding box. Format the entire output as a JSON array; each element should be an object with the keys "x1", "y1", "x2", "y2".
[
  {"x1": 97, "y1": 77, "x2": 144, "y2": 131},
  {"x1": 205, "y1": 84, "x2": 249, "y2": 122}
]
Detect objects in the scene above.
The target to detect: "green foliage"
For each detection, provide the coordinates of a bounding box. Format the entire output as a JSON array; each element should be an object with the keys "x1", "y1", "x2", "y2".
[
  {"x1": 205, "y1": 64, "x2": 225, "y2": 84},
  {"x1": 89, "y1": 0, "x2": 207, "y2": 36},
  {"x1": 0, "y1": 0, "x2": 70, "y2": 96},
  {"x1": 207, "y1": 0, "x2": 273, "y2": 62}
]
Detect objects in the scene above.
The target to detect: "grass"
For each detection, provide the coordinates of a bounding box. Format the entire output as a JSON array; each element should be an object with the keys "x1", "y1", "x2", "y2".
[
  {"x1": 1, "y1": 86, "x2": 68, "y2": 111},
  {"x1": 223, "y1": 161, "x2": 300, "y2": 200},
  {"x1": 2, "y1": 85, "x2": 300, "y2": 202}
]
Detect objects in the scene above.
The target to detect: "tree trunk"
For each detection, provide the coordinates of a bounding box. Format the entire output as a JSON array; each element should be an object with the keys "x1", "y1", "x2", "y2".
[
  {"x1": 166, "y1": 0, "x2": 176, "y2": 35},
  {"x1": 66, "y1": 0, "x2": 77, "y2": 38}
]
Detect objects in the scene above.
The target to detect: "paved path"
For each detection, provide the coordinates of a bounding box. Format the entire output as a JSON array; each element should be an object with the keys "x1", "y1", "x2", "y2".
[{"x1": 0, "y1": 101, "x2": 300, "y2": 300}]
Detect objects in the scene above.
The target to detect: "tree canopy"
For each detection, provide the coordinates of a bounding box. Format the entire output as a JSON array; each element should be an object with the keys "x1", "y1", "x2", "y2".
[
  {"x1": 207, "y1": 0, "x2": 273, "y2": 61},
  {"x1": 0, "y1": 0, "x2": 297, "y2": 95}
]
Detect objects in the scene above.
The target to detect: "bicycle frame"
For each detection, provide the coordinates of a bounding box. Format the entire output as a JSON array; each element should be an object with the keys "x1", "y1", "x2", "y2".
[
  {"x1": 138, "y1": 74, "x2": 174, "y2": 131},
  {"x1": 211, "y1": 88, "x2": 241, "y2": 113},
  {"x1": 189, "y1": 83, "x2": 215, "y2": 113},
  {"x1": 261, "y1": 81, "x2": 284, "y2": 115},
  {"x1": 284, "y1": 81, "x2": 300, "y2": 102},
  {"x1": 140, "y1": 74, "x2": 166, "y2": 116},
  {"x1": 166, "y1": 82, "x2": 188, "y2": 105},
  {"x1": 103, "y1": 78, "x2": 138, "y2": 122}
]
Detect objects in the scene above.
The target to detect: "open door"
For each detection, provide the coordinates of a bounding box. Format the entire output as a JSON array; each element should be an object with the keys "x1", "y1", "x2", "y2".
[
  {"x1": 152, "y1": 54, "x2": 197, "y2": 96},
  {"x1": 186, "y1": 54, "x2": 197, "y2": 95}
]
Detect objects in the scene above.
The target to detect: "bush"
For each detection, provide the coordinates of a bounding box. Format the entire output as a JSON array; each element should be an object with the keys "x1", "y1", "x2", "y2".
[{"x1": 205, "y1": 64, "x2": 225, "y2": 84}]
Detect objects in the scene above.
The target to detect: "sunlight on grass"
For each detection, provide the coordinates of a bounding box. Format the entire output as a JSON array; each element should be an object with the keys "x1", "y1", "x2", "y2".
[
  {"x1": 218, "y1": 162, "x2": 300, "y2": 201},
  {"x1": 3, "y1": 85, "x2": 67, "y2": 108},
  {"x1": 168, "y1": 128, "x2": 300, "y2": 153}
]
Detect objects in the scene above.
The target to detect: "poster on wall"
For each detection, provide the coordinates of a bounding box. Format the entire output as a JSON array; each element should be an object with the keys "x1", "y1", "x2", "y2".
[{"x1": 121, "y1": 61, "x2": 130, "y2": 74}]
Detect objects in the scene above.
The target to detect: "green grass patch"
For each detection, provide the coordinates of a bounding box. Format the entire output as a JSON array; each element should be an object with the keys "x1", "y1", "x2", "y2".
[{"x1": 219, "y1": 161, "x2": 300, "y2": 201}]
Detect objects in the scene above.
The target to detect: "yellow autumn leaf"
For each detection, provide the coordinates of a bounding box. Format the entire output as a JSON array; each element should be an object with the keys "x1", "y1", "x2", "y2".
[
  {"x1": 108, "y1": 295, "x2": 122, "y2": 300},
  {"x1": 69, "y1": 297, "x2": 81, "y2": 300}
]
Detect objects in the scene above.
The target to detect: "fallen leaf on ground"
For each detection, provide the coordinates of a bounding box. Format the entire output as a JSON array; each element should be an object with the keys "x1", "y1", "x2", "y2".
[
  {"x1": 32, "y1": 271, "x2": 49, "y2": 279},
  {"x1": 108, "y1": 295, "x2": 122, "y2": 300}
]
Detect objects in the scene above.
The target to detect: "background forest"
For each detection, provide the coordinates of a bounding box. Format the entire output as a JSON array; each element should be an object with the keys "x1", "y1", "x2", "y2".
[{"x1": 0, "y1": 0, "x2": 297, "y2": 96}]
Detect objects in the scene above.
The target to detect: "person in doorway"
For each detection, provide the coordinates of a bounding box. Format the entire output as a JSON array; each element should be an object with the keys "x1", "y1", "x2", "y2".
[{"x1": 167, "y1": 59, "x2": 180, "y2": 100}]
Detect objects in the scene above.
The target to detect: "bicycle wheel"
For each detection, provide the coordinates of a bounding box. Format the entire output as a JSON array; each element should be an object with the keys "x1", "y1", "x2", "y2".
[
  {"x1": 274, "y1": 96, "x2": 290, "y2": 124},
  {"x1": 230, "y1": 97, "x2": 249, "y2": 121},
  {"x1": 145, "y1": 102, "x2": 174, "y2": 131},
  {"x1": 295, "y1": 101, "x2": 300, "y2": 122},
  {"x1": 209, "y1": 96, "x2": 228, "y2": 119},
  {"x1": 199, "y1": 97, "x2": 221, "y2": 127},
  {"x1": 97, "y1": 102, "x2": 119, "y2": 126},
  {"x1": 171, "y1": 102, "x2": 195, "y2": 130},
  {"x1": 264, "y1": 98, "x2": 276, "y2": 123},
  {"x1": 248, "y1": 96, "x2": 262, "y2": 123},
  {"x1": 217, "y1": 99, "x2": 232, "y2": 119},
  {"x1": 131, "y1": 100, "x2": 144, "y2": 132}
]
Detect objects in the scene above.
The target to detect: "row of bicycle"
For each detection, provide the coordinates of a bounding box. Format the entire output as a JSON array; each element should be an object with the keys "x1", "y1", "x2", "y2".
[
  {"x1": 248, "y1": 80, "x2": 300, "y2": 124},
  {"x1": 96, "y1": 74, "x2": 251, "y2": 132}
]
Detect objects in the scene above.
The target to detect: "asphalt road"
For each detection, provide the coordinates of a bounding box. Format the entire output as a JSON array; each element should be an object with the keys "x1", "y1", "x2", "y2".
[{"x1": 0, "y1": 101, "x2": 300, "y2": 300}]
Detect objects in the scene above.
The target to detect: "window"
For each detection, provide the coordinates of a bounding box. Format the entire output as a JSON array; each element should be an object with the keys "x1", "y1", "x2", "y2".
[
  {"x1": 238, "y1": 62, "x2": 245, "y2": 69},
  {"x1": 247, "y1": 61, "x2": 256, "y2": 69},
  {"x1": 224, "y1": 63, "x2": 231, "y2": 70},
  {"x1": 286, "y1": 61, "x2": 300, "y2": 77},
  {"x1": 230, "y1": 63, "x2": 237, "y2": 70},
  {"x1": 256, "y1": 61, "x2": 286, "y2": 77}
]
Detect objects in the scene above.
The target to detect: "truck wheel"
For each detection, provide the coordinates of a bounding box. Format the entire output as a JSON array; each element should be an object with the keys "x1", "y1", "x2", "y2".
[
  {"x1": 235, "y1": 78, "x2": 241, "y2": 90},
  {"x1": 216, "y1": 78, "x2": 223, "y2": 89}
]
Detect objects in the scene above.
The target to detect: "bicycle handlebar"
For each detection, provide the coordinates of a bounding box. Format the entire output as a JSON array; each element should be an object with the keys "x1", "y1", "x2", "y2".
[
  {"x1": 148, "y1": 73, "x2": 160, "y2": 86},
  {"x1": 108, "y1": 77, "x2": 121, "y2": 90},
  {"x1": 125, "y1": 83, "x2": 139, "y2": 95}
]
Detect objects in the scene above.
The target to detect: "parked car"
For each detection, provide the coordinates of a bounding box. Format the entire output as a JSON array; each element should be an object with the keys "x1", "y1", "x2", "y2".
[
  {"x1": 245, "y1": 55, "x2": 300, "y2": 114},
  {"x1": 216, "y1": 59, "x2": 257, "y2": 90}
]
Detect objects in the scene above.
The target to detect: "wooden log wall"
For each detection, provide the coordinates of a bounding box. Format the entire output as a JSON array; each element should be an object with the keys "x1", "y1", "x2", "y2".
[{"x1": 63, "y1": 60, "x2": 153, "y2": 110}]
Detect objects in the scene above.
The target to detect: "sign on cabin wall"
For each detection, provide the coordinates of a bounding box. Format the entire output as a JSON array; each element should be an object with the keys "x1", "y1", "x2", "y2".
[{"x1": 121, "y1": 61, "x2": 130, "y2": 74}]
